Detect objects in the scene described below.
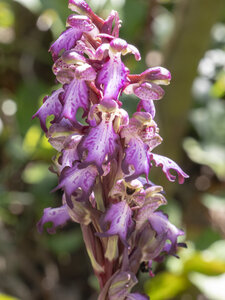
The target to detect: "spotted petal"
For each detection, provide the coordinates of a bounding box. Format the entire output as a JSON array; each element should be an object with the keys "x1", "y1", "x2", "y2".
[
  {"x1": 61, "y1": 78, "x2": 89, "y2": 123},
  {"x1": 53, "y1": 162, "x2": 98, "y2": 205},
  {"x1": 78, "y1": 119, "x2": 119, "y2": 174},
  {"x1": 32, "y1": 88, "x2": 63, "y2": 132},
  {"x1": 137, "y1": 100, "x2": 156, "y2": 119},
  {"x1": 134, "y1": 82, "x2": 165, "y2": 101},
  {"x1": 122, "y1": 138, "x2": 150, "y2": 181},
  {"x1": 97, "y1": 54, "x2": 129, "y2": 100},
  {"x1": 148, "y1": 211, "x2": 184, "y2": 253},
  {"x1": 140, "y1": 67, "x2": 171, "y2": 85},
  {"x1": 150, "y1": 153, "x2": 189, "y2": 184},
  {"x1": 50, "y1": 28, "x2": 82, "y2": 61},
  {"x1": 37, "y1": 205, "x2": 70, "y2": 234},
  {"x1": 98, "y1": 201, "x2": 134, "y2": 247}
]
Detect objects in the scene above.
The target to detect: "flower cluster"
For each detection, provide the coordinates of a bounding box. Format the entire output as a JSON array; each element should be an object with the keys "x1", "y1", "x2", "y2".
[{"x1": 34, "y1": 1, "x2": 188, "y2": 299}]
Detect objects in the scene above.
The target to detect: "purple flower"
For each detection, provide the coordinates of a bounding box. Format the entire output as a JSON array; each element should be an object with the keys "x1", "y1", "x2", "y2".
[
  {"x1": 98, "y1": 201, "x2": 134, "y2": 247},
  {"x1": 53, "y1": 162, "x2": 98, "y2": 206},
  {"x1": 37, "y1": 205, "x2": 70, "y2": 234},
  {"x1": 33, "y1": 88, "x2": 63, "y2": 132}
]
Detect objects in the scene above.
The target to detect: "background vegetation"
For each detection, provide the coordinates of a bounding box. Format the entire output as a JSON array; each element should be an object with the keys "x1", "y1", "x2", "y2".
[{"x1": 0, "y1": 0, "x2": 225, "y2": 299}]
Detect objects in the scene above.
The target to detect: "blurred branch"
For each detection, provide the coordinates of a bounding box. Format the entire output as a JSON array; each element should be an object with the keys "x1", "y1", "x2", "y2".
[{"x1": 159, "y1": 0, "x2": 225, "y2": 163}]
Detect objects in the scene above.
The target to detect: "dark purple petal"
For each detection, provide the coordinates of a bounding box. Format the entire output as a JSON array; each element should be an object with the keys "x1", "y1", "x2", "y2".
[
  {"x1": 37, "y1": 204, "x2": 70, "y2": 234},
  {"x1": 78, "y1": 119, "x2": 119, "y2": 175},
  {"x1": 140, "y1": 67, "x2": 171, "y2": 85},
  {"x1": 150, "y1": 153, "x2": 189, "y2": 184},
  {"x1": 97, "y1": 54, "x2": 129, "y2": 100},
  {"x1": 137, "y1": 100, "x2": 156, "y2": 119},
  {"x1": 122, "y1": 138, "x2": 150, "y2": 181},
  {"x1": 32, "y1": 88, "x2": 63, "y2": 132},
  {"x1": 53, "y1": 162, "x2": 98, "y2": 205},
  {"x1": 60, "y1": 78, "x2": 89, "y2": 123},
  {"x1": 127, "y1": 293, "x2": 149, "y2": 300},
  {"x1": 98, "y1": 201, "x2": 134, "y2": 246},
  {"x1": 49, "y1": 28, "x2": 84, "y2": 61},
  {"x1": 134, "y1": 82, "x2": 165, "y2": 101}
]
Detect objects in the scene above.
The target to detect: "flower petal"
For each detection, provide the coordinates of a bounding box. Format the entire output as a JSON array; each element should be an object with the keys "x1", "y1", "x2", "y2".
[
  {"x1": 150, "y1": 153, "x2": 189, "y2": 184},
  {"x1": 66, "y1": 14, "x2": 94, "y2": 31},
  {"x1": 59, "y1": 134, "x2": 82, "y2": 170},
  {"x1": 108, "y1": 271, "x2": 138, "y2": 300},
  {"x1": 60, "y1": 78, "x2": 89, "y2": 123},
  {"x1": 32, "y1": 88, "x2": 63, "y2": 132},
  {"x1": 122, "y1": 138, "x2": 150, "y2": 181},
  {"x1": 97, "y1": 53, "x2": 129, "y2": 100},
  {"x1": 137, "y1": 100, "x2": 156, "y2": 119},
  {"x1": 134, "y1": 82, "x2": 165, "y2": 101},
  {"x1": 37, "y1": 204, "x2": 70, "y2": 234},
  {"x1": 98, "y1": 201, "x2": 134, "y2": 247},
  {"x1": 101, "y1": 10, "x2": 121, "y2": 37},
  {"x1": 53, "y1": 162, "x2": 98, "y2": 205},
  {"x1": 148, "y1": 211, "x2": 184, "y2": 253},
  {"x1": 123, "y1": 44, "x2": 141, "y2": 61},
  {"x1": 50, "y1": 28, "x2": 83, "y2": 61},
  {"x1": 78, "y1": 119, "x2": 119, "y2": 174},
  {"x1": 67, "y1": 195, "x2": 93, "y2": 225},
  {"x1": 140, "y1": 67, "x2": 171, "y2": 85}
]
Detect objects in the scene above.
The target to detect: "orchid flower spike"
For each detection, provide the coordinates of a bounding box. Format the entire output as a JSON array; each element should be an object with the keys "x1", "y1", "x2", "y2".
[{"x1": 34, "y1": 1, "x2": 188, "y2": 299}]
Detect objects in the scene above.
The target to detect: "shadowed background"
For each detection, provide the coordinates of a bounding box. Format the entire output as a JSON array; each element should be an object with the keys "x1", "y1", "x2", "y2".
[{"x1": 1, "y1": 0, "x2": 225, "y2": 299}]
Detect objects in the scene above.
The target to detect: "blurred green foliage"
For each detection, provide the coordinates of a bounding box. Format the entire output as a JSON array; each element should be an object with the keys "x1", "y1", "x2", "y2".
[{"x1": 0, "y1": 0, "x2": 225, "y2": 299}]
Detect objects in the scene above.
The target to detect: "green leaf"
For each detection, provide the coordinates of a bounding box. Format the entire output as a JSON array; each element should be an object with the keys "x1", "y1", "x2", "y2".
[
  {"x1": 183, "y1": 252, "x2": 225, "y2": 276},
  {"x1": 144, "y1": 272, "x2": 189, "y2": 300},
  {"x1": 0, "y1": 294, "x2": 19, "y2": 300}
]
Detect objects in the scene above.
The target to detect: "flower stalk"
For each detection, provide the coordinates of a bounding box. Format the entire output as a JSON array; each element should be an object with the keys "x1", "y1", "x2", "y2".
[{"x1": 34, "y1": 1, "x2": 188, "y2": 299}]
